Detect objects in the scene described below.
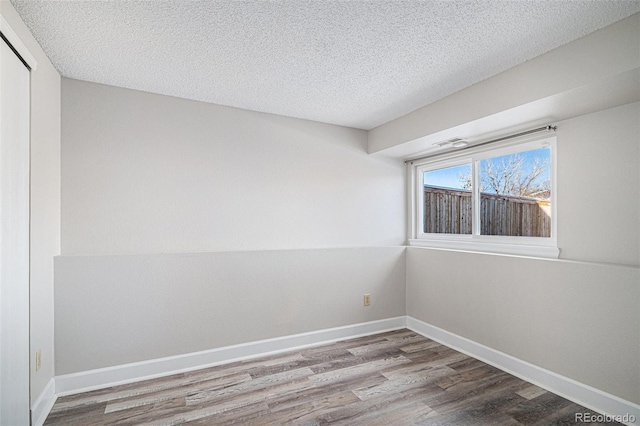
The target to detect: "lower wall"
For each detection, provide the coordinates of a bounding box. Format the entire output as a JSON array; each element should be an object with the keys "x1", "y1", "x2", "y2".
[
  {"x1": 53, "y1": 244, "x2": 639, "y2": 417},
  {"x1": 406, "y1": 246, "x2": 640, "y2": 406},
  {"x1": 54, "y1": 247, "x2": 406, "y2": 375},
  {"x1": 54, "y1": 316, "x2": 407, "y2": 397}
]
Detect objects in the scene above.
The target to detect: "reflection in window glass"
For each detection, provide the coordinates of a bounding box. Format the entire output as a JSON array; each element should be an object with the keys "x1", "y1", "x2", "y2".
[
  {"x1": 479, "y1": 147, "x2": 551, "y2": 237},
  {"x1": 423, "y1": 164, "x2": 472, "y2": 234}
]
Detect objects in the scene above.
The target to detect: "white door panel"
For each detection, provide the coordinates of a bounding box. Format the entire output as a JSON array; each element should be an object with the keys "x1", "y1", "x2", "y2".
[{"x1": 0, "y1": 35, "x2": 31, "y2": 425}]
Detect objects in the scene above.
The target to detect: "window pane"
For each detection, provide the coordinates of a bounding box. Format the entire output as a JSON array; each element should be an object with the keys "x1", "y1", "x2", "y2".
[
  {"x1": 423, "y1": 164, "x2": 472, "y2": 234},
  {"x1": 479, "y1": 147, "x2": 551, "y2": 237}
]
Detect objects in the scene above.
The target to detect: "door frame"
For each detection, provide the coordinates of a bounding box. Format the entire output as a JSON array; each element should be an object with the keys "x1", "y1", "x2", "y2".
[
  {"x1": 0, "y1": 12, "x2": 37, "y2": 425},
  {"x1": 0, "y1": 15, "x2": 38, "y2": 71}
]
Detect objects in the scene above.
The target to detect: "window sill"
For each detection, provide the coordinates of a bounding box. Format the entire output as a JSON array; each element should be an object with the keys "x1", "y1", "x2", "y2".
[{"x1": 408, "y1": 238, "x2": 560, "y2": 259}]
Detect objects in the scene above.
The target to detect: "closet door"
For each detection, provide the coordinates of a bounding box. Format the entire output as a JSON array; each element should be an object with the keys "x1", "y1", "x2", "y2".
[{"x1": 0, "y1": 34, "x2": 31, "y2": 425}]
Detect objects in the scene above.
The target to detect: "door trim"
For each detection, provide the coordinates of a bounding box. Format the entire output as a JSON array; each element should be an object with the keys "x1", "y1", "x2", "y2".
[
  {"x1": 0, "y1": 12, "x2": 34, "y2": 425},
  {"x1": 0, "y1": 14, "x2": 37, "y2": 70}
]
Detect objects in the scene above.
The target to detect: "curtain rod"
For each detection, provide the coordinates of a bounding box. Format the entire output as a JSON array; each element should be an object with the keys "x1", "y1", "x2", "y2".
[{"x1": 404, "y1": 125, "x2": 557, "y2": 164}]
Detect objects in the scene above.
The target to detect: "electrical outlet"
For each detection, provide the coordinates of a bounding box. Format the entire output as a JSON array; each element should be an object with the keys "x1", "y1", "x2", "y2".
[
  {"x1": 35, "y1": 350, "x2": 41, "y2": 372},
  {"x1": 364, "y1": 294, "x2": 371, "y2": 306}
]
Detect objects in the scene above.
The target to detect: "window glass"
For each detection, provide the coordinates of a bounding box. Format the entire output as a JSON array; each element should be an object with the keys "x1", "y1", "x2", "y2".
[
  {"x1": 478, "y1": 147, "x2": 551, "y2": 237},
  {"x1": 422, "y1": 164, "x2": 472, "y2": 234}
]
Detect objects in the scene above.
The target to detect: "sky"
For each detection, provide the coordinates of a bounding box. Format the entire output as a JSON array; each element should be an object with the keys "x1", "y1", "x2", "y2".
[
  {"x1": 423, "y1": 147, "x2": 550, "y2": 190},
  {"x1": 423, "y1": 163, "x2": 471, "y2": 189}
]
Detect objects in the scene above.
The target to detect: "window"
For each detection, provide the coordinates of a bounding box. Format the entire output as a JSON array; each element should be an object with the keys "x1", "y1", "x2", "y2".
[
  {"x1": 410, "y1": 135, "x2": 558, "y2": 258},
  {"x1": 422, "y1": 162, "x2": 472, "y2": 234}
]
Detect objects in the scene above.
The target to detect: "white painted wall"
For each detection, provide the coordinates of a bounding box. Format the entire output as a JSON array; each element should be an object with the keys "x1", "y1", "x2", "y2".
[
  {"x1": 61, "y1": 79, "x2": 404, "y2": 255},
  {"x1": 405, "y1": 104, "x2": 640, "y2": 405},
  {"x1": 56, "y1": 10, "x2": 639, "y2": 417},
  {"x1": 59, "y1": 79, "x2": 406, "y2": 376},
  {"x1": 389, "y1": 14, "x2": 640, "y2": 410},
  {"x1": 0, "y1": 1, "x2": 61, "y2": 409},
  {"x1": 54, "y1": 247, "x2": 406, "y2": 374}
]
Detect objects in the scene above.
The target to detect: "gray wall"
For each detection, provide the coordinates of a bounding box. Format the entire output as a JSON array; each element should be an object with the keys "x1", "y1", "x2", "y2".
[
  {"x1": 406, "y1": 247, "x2": 640, "y2": 405},
  {"x1": 58, "y1": 79, "x2": 407, "y2": 374},
  {"x1": 0, "y1": 2, "x2": 61, "y2": 405},
  {"x1": 557, "y1": 102, "x2": 640, "y2": 265},
  {"x1": 393, "y1": 16, "x2": 640, "y2": 407},
  {"x1": 407, "y1": 102, "x2": 640, "y2": 405},
  {"x1": 57, "y1": 17, "x2": 639, "y2": 411},
  {"x1": 61, "y1": 79, "x2": 404, "y2": 255},
  {"x1": 55, "y1": 248, "x2": 406, "y2": 374}
]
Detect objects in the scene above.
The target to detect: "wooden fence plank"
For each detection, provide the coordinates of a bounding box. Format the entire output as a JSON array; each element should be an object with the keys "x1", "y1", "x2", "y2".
[{"x1": 423, "y1": 186, "x2": 550, "y2": 237}]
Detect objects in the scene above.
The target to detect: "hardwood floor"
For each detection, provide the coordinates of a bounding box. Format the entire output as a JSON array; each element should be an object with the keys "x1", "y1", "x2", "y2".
[{"x1": 45, "y1": 330, "x2": 616, "y2": 425}]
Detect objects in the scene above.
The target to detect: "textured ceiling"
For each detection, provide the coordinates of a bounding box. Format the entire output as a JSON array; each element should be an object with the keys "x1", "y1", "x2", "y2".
[{"x1": 11, "y1": 1, "x2": 640, "y2": 130}]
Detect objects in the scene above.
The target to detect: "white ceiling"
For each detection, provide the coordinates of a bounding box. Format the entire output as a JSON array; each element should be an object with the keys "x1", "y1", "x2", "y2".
[{"x1": 11, "y1": 1, "x2": 640, "y2": 130}]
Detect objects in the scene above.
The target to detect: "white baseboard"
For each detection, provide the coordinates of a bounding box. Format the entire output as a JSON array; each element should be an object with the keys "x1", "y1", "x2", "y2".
[
  {"x1": 406, "y1": 316, "x2": 640, "y2": 426},
  {"x1": 31, "y1": 378, "x2": 56, "y2": 426},
  {"x1": 55, "y1": 316, "x2": 406, "y2": 397},
  {"x1": 50, "y1": 316, "x2": 639, "y2": 426}
]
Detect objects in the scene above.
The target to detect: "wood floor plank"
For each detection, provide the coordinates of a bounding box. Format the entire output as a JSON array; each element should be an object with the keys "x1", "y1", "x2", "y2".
[
  {"x1": 382, "y1": 361, "x2": 456, "y2": 380},
  {"x1": 445, "y1": 356, "x2": 488, "y2": 372},
  {"x1": 516, "y1": 384, "x2": 548, "y2": 401},
  {"x1": 347, "y1": 333, "x2": 424, "y2": 356},
  {"x1": 184, "y1": 401, "x2": 270, "y2": 425},
  {"x1": 309, "y1": 355, "x2": 410, "y2": 385},
  {"x1": 186, "y1": 367, "x2": 315, "y2": 406},
  {"x1": 399, "y1": 339, "x2": 443, "y2": 353},
  {"x1": 44, "y1": 402, "x2": 109, "y2": 426},
  {"x1": 44, "y1": 329, "x2": 621, "y2": 425},
  {"x1": 435, "y1": 363, "x2": 506, "y2": 391},
  {"x1": 143, "y1": 375, "x2": 313, "y2": 425},
  {"x1": 266, "y1": 372, "x2": 387, "y2": 413},
  {"x1": 308, "y1": 386, "x2": 434, "y2": 425},
  {"x1": 428, "y1": 372, "x2": 523, "y2": 414},
  {"x1": 352, "y1": 368, "x2": 453, "y2": 401},
  {"x1": 255, "y1": 390, "x2": 360, "y2": 424},
  {"x1": 328, "y1": 400, "x2": 433, "y2": 426},
  {"x1": 104, "y1": 372, "x2": 252, "y2": 413}
]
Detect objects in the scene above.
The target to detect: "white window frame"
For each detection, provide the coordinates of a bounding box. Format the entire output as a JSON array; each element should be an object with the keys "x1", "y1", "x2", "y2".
[{"x1": 408, "y1": 134, "x2": 558, "y2": 259}]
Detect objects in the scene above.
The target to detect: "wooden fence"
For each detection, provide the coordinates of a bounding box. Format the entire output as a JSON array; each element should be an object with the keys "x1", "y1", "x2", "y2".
[{"x1": 423, "y1": 185, "x2": 551, "y2": 237}]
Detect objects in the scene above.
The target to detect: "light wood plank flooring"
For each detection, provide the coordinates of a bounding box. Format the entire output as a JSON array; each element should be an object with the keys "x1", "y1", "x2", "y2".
[{"x1": 45, "y1": 329, "x2": 616, "y2": 425}]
